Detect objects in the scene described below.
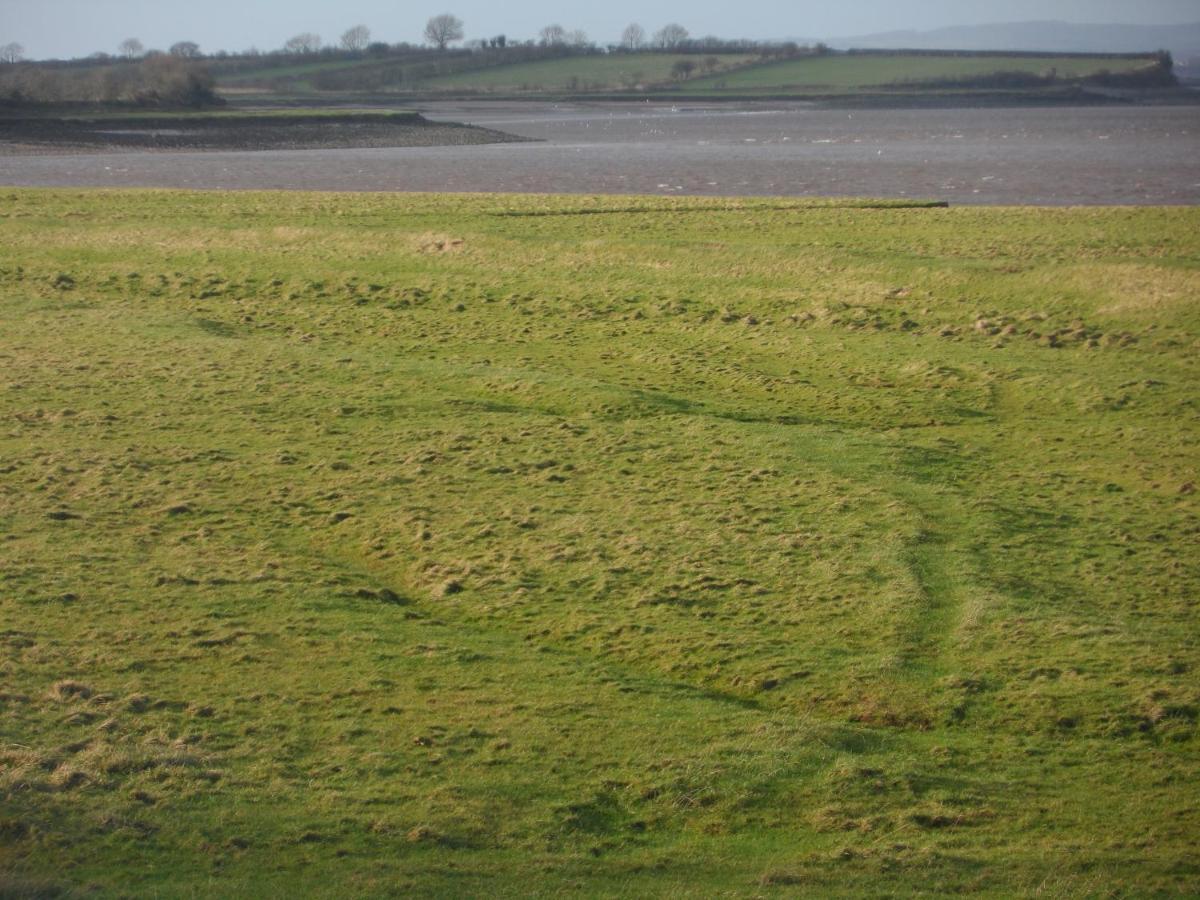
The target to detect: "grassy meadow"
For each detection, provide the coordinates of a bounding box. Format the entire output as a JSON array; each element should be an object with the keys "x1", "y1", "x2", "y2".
[
  {"x1": 218, "y1": 58, "x2": 390, "y2": 86},
  {"x1": 207, "y1": 50, "x2": 1158, "y2": 98},
  {"x1": 681, "y1": 54, "x2": 1156, "y2": 93},
  {"x1": 1, "y1": 189, "x2": 1198, "y2": 896},
  {"x1": 418, "y1": 54, "x2": 755, "y2": 91}
]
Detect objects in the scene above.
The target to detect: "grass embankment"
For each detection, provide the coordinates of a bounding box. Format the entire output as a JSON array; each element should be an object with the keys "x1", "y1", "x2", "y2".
[{"x1": 1, "y1": 190, "x2": 1198, "y2": 896}]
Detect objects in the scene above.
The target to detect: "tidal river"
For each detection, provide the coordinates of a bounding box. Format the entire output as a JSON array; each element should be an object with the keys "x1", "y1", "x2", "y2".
[{"x1": 2, "y1": 101, "x2": 1198, "y2": 205}]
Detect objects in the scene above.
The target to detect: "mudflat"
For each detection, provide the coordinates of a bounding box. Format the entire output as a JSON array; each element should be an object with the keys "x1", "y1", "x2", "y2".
[{"x1": 0, "y1": 111, "x2": 526, "y2": 155}]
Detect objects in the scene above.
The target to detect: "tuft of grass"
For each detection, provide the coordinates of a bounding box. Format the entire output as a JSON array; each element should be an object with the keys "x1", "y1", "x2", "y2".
[
  {"x1": 45, "y1": 681, "x2": 92, "y2": 702},
  {"x1": 0, "y1": 188, "x2": 1197, "y2": 896}
]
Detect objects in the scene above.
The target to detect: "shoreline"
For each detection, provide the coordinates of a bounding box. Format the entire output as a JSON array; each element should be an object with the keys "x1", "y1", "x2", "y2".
[{"x1": 224, "y1": 85, "x2": 1200, "y2": 110}]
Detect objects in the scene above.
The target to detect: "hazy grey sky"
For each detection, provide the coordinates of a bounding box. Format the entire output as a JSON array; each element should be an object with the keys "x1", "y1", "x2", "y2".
[{"x1": 2, "y1": 0, "x2": 1197, "y2": 59}]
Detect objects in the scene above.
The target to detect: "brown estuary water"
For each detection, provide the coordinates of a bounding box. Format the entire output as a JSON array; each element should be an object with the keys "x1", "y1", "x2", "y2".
[{"x1": 2, "y1": 101, "x2": 1198, "y2": 204}]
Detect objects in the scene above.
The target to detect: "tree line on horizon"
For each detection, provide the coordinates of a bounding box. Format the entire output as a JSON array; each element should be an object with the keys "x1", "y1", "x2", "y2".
[
  {"x1": 1, "y1": 15, "x2": 831, "y2": 66},
  {"x1": 0, "y1": 11, "x2": 837, "y2": 107}
]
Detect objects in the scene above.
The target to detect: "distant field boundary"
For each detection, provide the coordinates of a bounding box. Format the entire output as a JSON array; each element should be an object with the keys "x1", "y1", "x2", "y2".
[
  {"x1": 844, "y1": 48, "x2": 1168, "y2": 60},
  {"x1": 239, "y1": 86, "x2": 1191, "y2": 108}
]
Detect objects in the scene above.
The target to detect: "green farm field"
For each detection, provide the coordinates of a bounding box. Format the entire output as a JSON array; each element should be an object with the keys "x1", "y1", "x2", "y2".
[
  {"x1": 218, "y1": 58, "x2": 385, "y2": 86},
  {"x1": 1, "y1": 189, "x2": 1198, "y2": 896},
  {"x1": 419, "y1": 54, "x2": 755, "y2": 91},
  {"x1": 681, "y1": 53, "x2": 1155, "y2": 93},
  {"x1": 205, "y1": 50, "x2": 1166, "y2": 99}
]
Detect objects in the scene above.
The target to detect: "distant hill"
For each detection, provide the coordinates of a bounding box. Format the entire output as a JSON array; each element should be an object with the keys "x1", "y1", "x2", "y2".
[{"x1": 830, "y1": 21, "x2": 1200, "y2": 62}]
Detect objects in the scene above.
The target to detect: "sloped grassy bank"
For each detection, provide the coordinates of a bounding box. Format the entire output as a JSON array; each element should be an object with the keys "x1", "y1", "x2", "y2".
[{"x1": 1, "y1": 190, "x2": 1197, "y2": 896}]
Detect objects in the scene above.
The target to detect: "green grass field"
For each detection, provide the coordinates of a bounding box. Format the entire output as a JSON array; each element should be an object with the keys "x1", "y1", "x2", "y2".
[
  {"x1": 211, "y1": 52, "x2": 754, "y2": 96},
  {"x1": 1, "y1": 189, "x2": 1198, "y2": 897},
  {"x1": 420, "y1": 54, "x2": 755, "y2": 91},
  {"x1": 681, "y1": 54, "x2": 1155, "y2": 93},
  {"x1": 209, "y1": 50, "x2": 1162, "y2": 98},
  {"x1": 218, "y1": 58, "x2": 383, "y2": 85}
]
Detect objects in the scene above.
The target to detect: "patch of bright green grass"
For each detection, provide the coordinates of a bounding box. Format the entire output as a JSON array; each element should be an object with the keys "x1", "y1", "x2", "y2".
[
  {"x1": 682, "y1": 53, "x2": 1155, "y2": 93},
  {"x1": 1, "y1": 190, "x2": 1198, "y2": 896}
]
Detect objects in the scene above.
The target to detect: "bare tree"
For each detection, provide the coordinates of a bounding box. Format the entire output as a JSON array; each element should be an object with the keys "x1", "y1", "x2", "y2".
[
  {"x1": 119, "y1": 38, "x2": 145, "y2": 59},
  {"x1": 424, "y1": 14, "x2": 464, "y2": 51},
  {"x1": 568, "y1": 29, "x2": 589, "y2": 49},
  {"x1": 340, "y1": 25, "x2": 371, "y2": 52},
  {"x1": 0, "y1": 42, "x2": 24, "y2": 64},
  {"x1": 654, "y1": 23, "x2": 689, "y2": 49},
  {"x1": 670, "y1": 59, "x2": 696, "y2": 80},
  {"x1": 283, "y1": 33, "x2": 322, "y2": 54},
  {"x1": 169, "y1": 41, "x2": 201, "y2": 58},
  {"x1": 620, "y1": 23, "x2": 645, "y2": 51},
  {"x1": 539, "y1": 24, "x2": 566, "y2": 47}
]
